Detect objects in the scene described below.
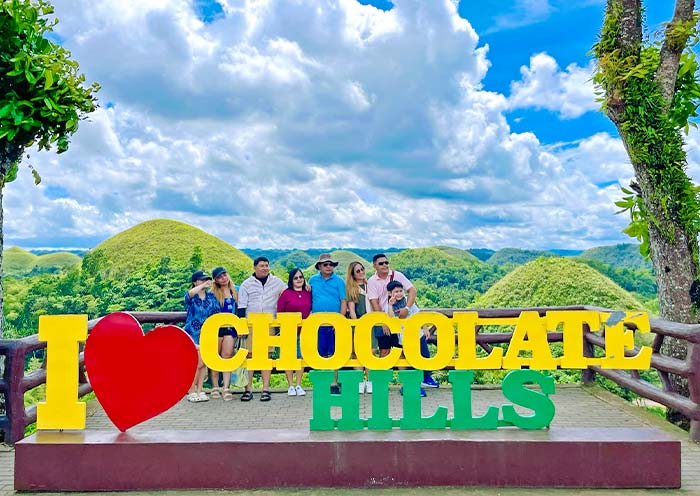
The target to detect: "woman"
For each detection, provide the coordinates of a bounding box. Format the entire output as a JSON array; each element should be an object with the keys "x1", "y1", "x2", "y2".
[
  {"x1": 210, "y1": 266, "x2": 238, "y2": 401},
  {"x1": 276, "y1": 268, "x2": 311, "y2": 396},
  {"x1": 184, "y1": 270, "x2": 220, "y2": 402},
  {"x1": 345, "y1": 261, "x2": 372, "y2": 394}
]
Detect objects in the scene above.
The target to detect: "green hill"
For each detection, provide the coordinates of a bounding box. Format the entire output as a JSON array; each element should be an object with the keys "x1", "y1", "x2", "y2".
[
  {"x1": 81, "y1": 219, "x2": 252, "y2": 283},
  {"x1": 578, "y1": 243, "x2": 652, "y2": 270},
  {"x1": 473, "y1": 257, "x2": 646, "y2": 310},
  {"x1": 433, "y1": 246, "x2": 481, "y2": 264},
  {"x1": 274, "y1": 250, "x2": 316, "y2": 271},
  {"x1": 4, "y1": 247, "x2": 81, "y2": 277},
  {"x1": 487, "y1": 248, "x2": 555, "y2": 266},
  {"x1": 467, "y1": 248, "x2": 495, "y2": 261},
  {"x1": 305, "y1": 250, "x2": 370, "y2": 275}
]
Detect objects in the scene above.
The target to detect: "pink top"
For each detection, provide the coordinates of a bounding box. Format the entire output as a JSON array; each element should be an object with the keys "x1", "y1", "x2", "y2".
[
  {"x1": 367, "y1": 270, "x2": 414, "y2": 310},
  {"x1": 276, "y1": 288, "x2": 312, "y2": 318}
]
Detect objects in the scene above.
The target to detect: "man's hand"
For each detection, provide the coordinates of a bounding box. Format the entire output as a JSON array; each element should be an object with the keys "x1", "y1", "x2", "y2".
[
  {"x1": 398, "y1": 307, "x2": 409, "y2": 319},
  {"x1": 383, "y1": 325, "x2": 391, "y2": 336}
]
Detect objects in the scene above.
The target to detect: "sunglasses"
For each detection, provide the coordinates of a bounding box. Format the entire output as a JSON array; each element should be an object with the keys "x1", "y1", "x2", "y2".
[
  {"x1": 376, "y1": 261, "x2": 389, "y2": 266},
  {"x1": 293, "y1": 275, "x2": 304, "y2": 280},
  {"x1": 321, "y1": 262, "x2": 335, "y2": 267},
  {"x1": 354, "y1": 267, "x2": 365, "y2": 273}
]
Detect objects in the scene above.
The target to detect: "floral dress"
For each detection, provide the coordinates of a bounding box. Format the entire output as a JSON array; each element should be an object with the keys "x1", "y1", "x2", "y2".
[{"x1": 184, "y1": 291, "x2": 220, "y2": 345}]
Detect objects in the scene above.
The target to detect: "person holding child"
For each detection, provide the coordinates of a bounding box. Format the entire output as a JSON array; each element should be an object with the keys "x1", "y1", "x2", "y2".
[
  {"x1": 368, "y1": 254, "x2": 439, "y2": 393},
  {"x1": 184, "y1": 270, "x2": 220, "y2": 403},
  {"x1": 276, "y1": 268, "x2": 311, "y2": 397},
  {"x1": 209, "y1": 266, "x2": 238, "y2": 401}
]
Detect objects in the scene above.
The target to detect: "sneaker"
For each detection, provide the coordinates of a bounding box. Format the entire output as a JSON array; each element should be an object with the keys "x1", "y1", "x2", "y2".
[
  {"x1": 330, "y1": 384, "x2": 341, "y2": 395},
  {"x1": 359, "y1": 381, "x2": 365, "y2": 394},
  {"x1": 421, "y1": 376, "x2": 439, "y2": 388},
  {"x1": 295, "y1": 385, "x2": 306, "y2": 396},
  {"x1": 365, "y1": 381, "x2": 372, "y2": 394},
  {"x1": 287, "y1": 386, "x2": 297, "y2": 396}
]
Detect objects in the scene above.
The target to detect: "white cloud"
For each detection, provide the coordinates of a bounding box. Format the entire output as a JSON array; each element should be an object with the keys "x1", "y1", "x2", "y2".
[
  {"x1": 508, "y1": 52, "x2": 598, "y2": 119},
  {"x1": 4, "y1": 0, "x2": 646, "y2": 251}
]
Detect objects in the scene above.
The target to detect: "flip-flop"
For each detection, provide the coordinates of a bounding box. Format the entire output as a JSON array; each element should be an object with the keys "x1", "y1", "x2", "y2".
[{"x1": 240, "y1": 391, "x2": 253, "y2": 402}]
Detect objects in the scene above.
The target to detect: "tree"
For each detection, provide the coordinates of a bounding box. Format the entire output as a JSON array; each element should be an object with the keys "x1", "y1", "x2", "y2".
[
  {"x1": 0, "y1": 0, "x2": 98, "y2": 336},
  {"x1": 593, "y1": 0, "x2": 699, "y2": 432}
]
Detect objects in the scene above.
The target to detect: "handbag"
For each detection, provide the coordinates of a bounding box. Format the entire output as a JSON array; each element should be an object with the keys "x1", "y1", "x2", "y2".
[{"x1": 232, "y1": 367, "x2": 249, "y2": 388}]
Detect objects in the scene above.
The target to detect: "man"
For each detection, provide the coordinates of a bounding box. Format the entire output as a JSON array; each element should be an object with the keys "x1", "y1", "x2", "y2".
[
  {"x1": 236, "y1": 257, "x2": 286, "y2": 402},
  {"x1": 367, "y1": 253, "x2": 439, "y2": 391},
  {"x1": 309, "y1": 253, "x2": 347, "y2": 394}
]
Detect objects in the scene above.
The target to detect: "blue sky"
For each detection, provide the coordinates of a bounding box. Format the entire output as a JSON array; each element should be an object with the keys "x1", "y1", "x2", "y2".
[{"x1": 6, "y1": 0, "x2": 699, "y2": 251}]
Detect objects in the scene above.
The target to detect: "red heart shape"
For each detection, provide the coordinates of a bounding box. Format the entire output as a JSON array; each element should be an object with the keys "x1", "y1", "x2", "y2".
[{"x1": 85, "y1": 312, "x2": 198, "y2": 431}]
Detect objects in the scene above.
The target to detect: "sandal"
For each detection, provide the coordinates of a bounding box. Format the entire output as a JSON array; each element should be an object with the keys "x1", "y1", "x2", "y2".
[
  {"x1": 198, "y1": 391, "x2": 209, "y2": 402},
  {"x1": 187, "y1": 392, "x2": 199, "y2": 403},
  {"x1": 210, "y1": 388, "x2": 221, "y2": 399},
  {"x1": 223, "y1": 390, "x2": 234, "y2": 401},
  {"x1": 260, "y1": 390, "x2": 271, "y2": 402},
  {"x1": 240, "y1": 390, "x2": 253, "y2": 402}
]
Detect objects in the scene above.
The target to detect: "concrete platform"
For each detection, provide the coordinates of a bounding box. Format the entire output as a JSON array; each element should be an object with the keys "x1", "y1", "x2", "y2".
[{"x1": 14, "y1": 427, "x2": 680, "y2": 490}]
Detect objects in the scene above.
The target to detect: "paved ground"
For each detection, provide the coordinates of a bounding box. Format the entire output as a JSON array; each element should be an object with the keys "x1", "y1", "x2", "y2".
[{"x1": 2, "y1": 384, "x2": 699, "y2": 495}]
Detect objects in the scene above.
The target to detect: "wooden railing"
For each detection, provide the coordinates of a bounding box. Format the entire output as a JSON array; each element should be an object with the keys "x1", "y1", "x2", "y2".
[{"x1": 1, "y1": 306, "x2": 699, "y2": 443}]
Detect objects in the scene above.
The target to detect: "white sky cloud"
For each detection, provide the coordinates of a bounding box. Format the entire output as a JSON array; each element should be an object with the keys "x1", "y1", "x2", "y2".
[
  {"x1": 8, "y1": 0, "x2": 692, "y2": 251},
  {"x1": 508, "y1": 52, "x2": 598, "y2": 119}
]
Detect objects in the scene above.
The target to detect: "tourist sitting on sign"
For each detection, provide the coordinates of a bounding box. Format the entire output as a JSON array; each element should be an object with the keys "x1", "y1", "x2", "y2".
[
  {"x1": 276, "y1": 268, "x2": 311, "y2": 397},
  {"x1": 184, "y1": 270, "x2": 220, "y2": 403},
  {"x1": 210, "y1": 266, "x2": 238, "y2": 402}
]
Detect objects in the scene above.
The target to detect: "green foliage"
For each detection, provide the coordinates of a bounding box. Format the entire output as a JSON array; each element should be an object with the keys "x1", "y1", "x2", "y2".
[
  {"x1": 432, "y1": 246, "x2": 481, "y2": 264},
  {"x1": 81, "y1": 219, "x2": 252, "y2": 283},
  {"x1": 593, "y1": 3, "x2": 700, "y2": 264},
  {"x1": 578, "y1": 258, "x2": 657, "y2": 300},
  {"x1": 390, "y1": 247, "x2": 505, "y2": 307},
  {"x1": 487, "y1": 248, "x2": 555, "y2": 266},
  {"x1": 3, "y1": 246, "x2": 80, "y2": 277},
  {"x1": 274, "y1": 250, "x2": 315, "y2": 272},
  {"x1": 577, "y1": 243, "x2": 652, "y2": 270},
  {"x1": 0, "y1": 0, "x2": 99, "y2": 176},
  {"x1": 473, "y1": 257, "x2": 646, "y2": 310}
]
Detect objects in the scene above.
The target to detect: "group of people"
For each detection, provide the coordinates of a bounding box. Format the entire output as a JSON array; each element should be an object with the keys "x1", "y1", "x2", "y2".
[{"x1": 183, "y1": 253, "x2": 439, "y2": 403}]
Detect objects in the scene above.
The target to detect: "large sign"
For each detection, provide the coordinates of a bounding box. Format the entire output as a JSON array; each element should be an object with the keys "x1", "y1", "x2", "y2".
[{"x1": 36, "y1": 310, "x2": 651, "y2": 432}]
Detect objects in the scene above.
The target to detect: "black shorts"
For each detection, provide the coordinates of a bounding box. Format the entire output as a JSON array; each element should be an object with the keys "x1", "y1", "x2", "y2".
[
  {"x1": 218, "y1": 327, "x2": 238, "y2": 338},
  {"x1": 376, "y1": 334, "x2": 400, "y2": 350}
]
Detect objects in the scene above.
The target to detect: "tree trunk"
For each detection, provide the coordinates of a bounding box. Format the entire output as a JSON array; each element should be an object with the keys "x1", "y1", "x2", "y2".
[{"x1": 630, "y1": 158, "x2": 697, "y2": 429}]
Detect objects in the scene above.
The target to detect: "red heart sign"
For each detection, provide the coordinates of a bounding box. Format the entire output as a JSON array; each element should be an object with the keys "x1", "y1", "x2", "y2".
[{"x1": 85, "y1": 312, "x2": 198, "y2": 431}]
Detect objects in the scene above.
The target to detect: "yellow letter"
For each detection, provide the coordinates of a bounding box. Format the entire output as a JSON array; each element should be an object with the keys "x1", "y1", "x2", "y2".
[
  {"x1": 275, "y1": 312, "x2": 304, "y2": 370},
  {"x1": 502, "y1": 312, "x2": 556, "y2": 370},
  {"x1": 401, "y1": 312, "x2": 454, "y2": 370},
  {"x1": 37, "y1": 315, "x2": 88, "y2": 430},
  {"x1": 200, "y1": 313, "x2": 249, "y2": 372},
  {"x1": 453, "y1": 312, "x2": 503, "y2": 369},
  {"x1": 245, "y1": 313, "x2": 301, "y2": 371},
  {"x1": 300, "y1": 313, "x2": 352, "y2": 370},
  {"x1": 353, "y1": 313, "x2": 402, "y2": 369},
  {"x1": 546, "y1": 310, "x2": 600, "y2": 368},
  {"x1": 600, "y1": 311, "x2": 652, "y2": 369}
]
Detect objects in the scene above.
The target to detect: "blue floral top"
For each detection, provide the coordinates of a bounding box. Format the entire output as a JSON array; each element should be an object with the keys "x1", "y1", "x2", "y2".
[{"x1": 184, "y1": 291, "x2": 220, "y2": 345}]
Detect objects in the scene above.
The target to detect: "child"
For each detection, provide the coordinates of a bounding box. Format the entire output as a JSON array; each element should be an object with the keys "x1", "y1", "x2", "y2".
[{"x1": 384, "y1": 280, "x2": 437, "y2": 397}]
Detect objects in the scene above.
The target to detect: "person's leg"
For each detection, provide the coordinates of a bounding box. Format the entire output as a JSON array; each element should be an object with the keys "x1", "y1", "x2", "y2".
[
  {"x1": 209, "y1": 336, "x2": 224, "y2": 398},
  {"x1": 221, "y1": 334, "x2": 234, "y2": 391}
]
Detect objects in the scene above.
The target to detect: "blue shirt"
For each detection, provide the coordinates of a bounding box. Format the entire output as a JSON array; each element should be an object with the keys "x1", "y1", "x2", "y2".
[
  {"x1": 309, "y1": 273, "x2": 346, "y2": 313},
  {"x1": 183, "y1": 291, "x2": 220, "y2": 344}
]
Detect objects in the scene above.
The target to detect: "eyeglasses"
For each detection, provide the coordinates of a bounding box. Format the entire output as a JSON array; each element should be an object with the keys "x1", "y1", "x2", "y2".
[
  {"x1": 293, "y1": 275, "x2": 304, "y2": 280},
  {"x1": 376, "y1": 261, "x2": 389, "y2": 266},
  {"x1": 354, "y1": 267, "x2": 365, "y2": 273},
  {"x1": 321, "y1": 262, "x2": 334, "y2": 267}
]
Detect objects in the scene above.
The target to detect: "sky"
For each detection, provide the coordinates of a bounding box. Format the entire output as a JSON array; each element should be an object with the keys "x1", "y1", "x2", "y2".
[{"x1": 5, "y1": 0, "x2": 699, "y2": 250}]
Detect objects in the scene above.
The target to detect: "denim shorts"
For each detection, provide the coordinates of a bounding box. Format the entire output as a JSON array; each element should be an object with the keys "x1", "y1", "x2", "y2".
[{"x1": 317, "y1": 325, "x2": 335, "y2": 358}]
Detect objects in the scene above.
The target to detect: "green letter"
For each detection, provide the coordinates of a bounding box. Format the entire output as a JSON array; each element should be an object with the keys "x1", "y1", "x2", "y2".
[
  {"x1": 367, "y1": 370, "x2": 394, "y2": 430},
  {"x1": 398, "y1": 370, "x2": 447, "y2": 430},
  {"x1": 448, "y1": 370, "x2": 499, "y2": 430},
  {"x1": 501, "y1": 370, "x2": 556, "y2": 429},
  {"x1": 309, "y1": 370, "x2": 364, "y2": 430}
]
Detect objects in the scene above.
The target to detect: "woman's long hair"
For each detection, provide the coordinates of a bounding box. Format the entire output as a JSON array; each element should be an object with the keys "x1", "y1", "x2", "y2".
[
  {"x1": 287, "y1": 268, "x2": 307, "y2": 290},
  {"x1": 212, "y1": 272, "x2": 238, "y2": 306},
  {"x1": 345, "y1": 261, "x2": 365, "y2": 303}
]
